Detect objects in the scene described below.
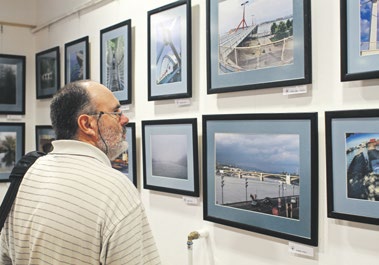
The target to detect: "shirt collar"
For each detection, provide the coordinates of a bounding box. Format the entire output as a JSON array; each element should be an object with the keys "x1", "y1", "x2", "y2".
[{"x1": 50, "y1": 140, "x2": 111, "y2": 167}]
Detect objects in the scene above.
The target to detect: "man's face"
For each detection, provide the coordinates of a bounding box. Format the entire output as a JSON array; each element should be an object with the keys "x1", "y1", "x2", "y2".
[
  {"x1": 89, "y1": 83, "x2": 129, "y2": 160},
  {"x1": 96, "y1": 112, "x2": 128, "y2": 160}
]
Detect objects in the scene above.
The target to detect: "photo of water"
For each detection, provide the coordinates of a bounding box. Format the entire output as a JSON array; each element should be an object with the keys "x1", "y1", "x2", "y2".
[
  {"x1": 214, "y1": 132, "x2": 300, "y2": 219},
  {"x1": 151, "y1": 134, "x2": 188, "y2": 179}
]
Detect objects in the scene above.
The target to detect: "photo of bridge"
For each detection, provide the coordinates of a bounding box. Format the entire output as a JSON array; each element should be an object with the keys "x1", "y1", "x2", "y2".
[
  {"x1": 218, "y1": 0, "x2": 294, "y2": 73},
  {"x1": 214, "y1": 132, "x2": 300, "y2": 219}
]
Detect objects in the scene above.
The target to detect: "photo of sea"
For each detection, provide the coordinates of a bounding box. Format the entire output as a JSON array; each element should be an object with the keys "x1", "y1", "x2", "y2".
[
  {"x1": 214, "y1": 132, "x2": 300, "y2": 219},
  {"x1": 151, "y1": 134, "x2": 188, "y2": 179}
]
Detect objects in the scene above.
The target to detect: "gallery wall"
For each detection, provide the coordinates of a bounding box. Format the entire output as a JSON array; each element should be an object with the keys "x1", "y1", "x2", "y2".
[{"x1": 0, "y1": 0, "x2": 379, "y2": 264}]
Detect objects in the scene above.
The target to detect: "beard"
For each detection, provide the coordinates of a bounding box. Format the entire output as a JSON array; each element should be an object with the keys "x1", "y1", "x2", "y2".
[{"x1": 96, "y1": 125, "x2": 128, "y2": 160}]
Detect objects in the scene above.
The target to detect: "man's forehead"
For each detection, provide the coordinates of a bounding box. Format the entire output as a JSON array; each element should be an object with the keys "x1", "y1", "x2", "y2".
[{"x1": 87, "y1": 84, "x2": 119, "y2": 109}]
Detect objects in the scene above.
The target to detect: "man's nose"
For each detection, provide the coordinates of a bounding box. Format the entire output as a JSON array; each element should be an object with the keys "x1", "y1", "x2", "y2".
[{"x1": 120, "y1": 113, "x2": 129, "y2": 125}]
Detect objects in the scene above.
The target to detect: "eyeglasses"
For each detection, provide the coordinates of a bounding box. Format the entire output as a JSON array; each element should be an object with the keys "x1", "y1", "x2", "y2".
[{"x1": 88, "y1": 111, "x2": 123, "y2": 121}]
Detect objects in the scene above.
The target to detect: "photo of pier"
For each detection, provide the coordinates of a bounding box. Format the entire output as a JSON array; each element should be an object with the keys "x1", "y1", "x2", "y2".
[
  {"x1": 218, "y1": 0, "x2": 294, "y2": 73},
  {"x1": 346, "y1": 133, "x2": 379, "y2": 201},
  {"x1": 214, "y1": 132, "x2": 300, "y2": 219}
]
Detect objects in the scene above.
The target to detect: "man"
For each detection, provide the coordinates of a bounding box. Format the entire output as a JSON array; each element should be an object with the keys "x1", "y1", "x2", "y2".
[{"x1": 0, "y1": 80, "x2": 161, "y2": 264}]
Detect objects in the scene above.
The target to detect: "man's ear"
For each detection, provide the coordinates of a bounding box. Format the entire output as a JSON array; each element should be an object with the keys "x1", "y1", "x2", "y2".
[{"x1": 77, "y1": 114, "x2": 97, "y2": 137}]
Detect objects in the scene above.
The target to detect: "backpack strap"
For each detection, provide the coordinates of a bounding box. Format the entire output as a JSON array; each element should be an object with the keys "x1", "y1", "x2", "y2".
[{"x1": 0, "y1": 151, "x2": 45, "y2": 231}]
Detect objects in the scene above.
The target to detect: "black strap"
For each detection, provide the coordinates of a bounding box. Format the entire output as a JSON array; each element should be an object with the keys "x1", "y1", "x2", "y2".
[{"x1": 0, "y1": 151, "x2": 45, "y2": 231}]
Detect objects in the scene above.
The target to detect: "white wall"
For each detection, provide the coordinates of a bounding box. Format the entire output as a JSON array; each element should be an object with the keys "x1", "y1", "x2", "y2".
[
  {"x1": 0, "y1": 0, "x2": 36, "y2": 152},
  {"x1": 1, "y1": 0, "x2": 379, "y2": 264}
]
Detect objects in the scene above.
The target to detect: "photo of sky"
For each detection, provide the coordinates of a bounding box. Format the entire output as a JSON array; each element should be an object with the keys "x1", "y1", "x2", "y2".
[
  {"x1": 218, "y1": 0, "x2": 293, "y2": 34},
  {"x1": 215, "y1": 133, "x2": 300, "y2": 174},
  {"x1": 360, "y1": 0, "x2": 379, "y2": 50},
  {"x1": 151, "y1": 134, "x2": 188, "y2": 179},
  {"x1": 345, "y1": 132, "x2": 379, "y2": 149}
]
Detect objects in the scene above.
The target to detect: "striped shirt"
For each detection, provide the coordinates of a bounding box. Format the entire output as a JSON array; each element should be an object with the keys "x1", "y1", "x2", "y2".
[{"x1": 0, "y1": 140, "x2": 161, "y2": 265}]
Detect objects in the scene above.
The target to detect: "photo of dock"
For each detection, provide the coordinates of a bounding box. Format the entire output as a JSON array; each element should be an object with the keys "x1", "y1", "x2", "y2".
[
  {"x1": 218, "y1": 0, "x2": 294, "y2": 73},
  {"x1": 214, "y1": 132, "x2": 300, "y2": 219}
]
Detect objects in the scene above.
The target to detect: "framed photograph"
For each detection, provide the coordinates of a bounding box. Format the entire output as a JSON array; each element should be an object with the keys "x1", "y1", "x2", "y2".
[
  {"x1": 325, "y1": 109, "x2": 379, "y2": 225},
  {"x1": 147, "y1": 0, "x2": 192, "y2": 100},
  {"x1": 111, "y1": 122, "x2": 137, "y2": 187},
  {"x1": 100, "y1": 19, "x2": 132, "y2": 105},
  {"x1": 0, "y1": 54, "x2": 25, "y2": 114},
  {"x1": 340, "y1": 1, "x2": 379, "y2": 81},
  {"x1": 142, "y1": 118, "x2": 199, "y2": 196},
  {"x1": 35, "y1": 125, "x2": 56, "y2": 153},
  {"x1": 36, "y1": 46, "x2": 60, "y2": 99},
  {"x1": 64, "y1": 36, "x2": 90, "y2": 84},
  {"x1": 207, "y1": 0, "x2": 312, "y2": 94},
  {"x1": 203, "y1": 113, "x2": 318, "y2": 246},
  {"x1": 0, "y1": 123, "x2": 25, "y2": 181}
]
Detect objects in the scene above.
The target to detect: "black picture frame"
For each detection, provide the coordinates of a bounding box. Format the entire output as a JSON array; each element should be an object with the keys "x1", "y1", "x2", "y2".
[
  {"x1": 340, "y1": 0, "x2": 379, "y2": 81},
  {"x1": 147, "y1": 0, "x2": 192, "y2": 101},
  {"x1": 64, "y1": 36, "x2": 90, "y2": 84},
  {"x1": 35, "y1": 125, "x2": 56, "y2": 153},
  {"x1": 36, "y1": 46, "x2": 60, "y2": 99},
  {"x1": 325, "y1": 109, "x2": 379, "y2": 225},
  {"x1": 207, "y1": 0, "x2": 312, "y2": 94},
  {"x1": 111, "y1": 122, "x2": 137, "y2": 187},
  {"x1": 0, "y1": 54, "x2": 25, "y2": 114},
  {"x1": 142, "y1": 118, "x2": 199, "y2": 196},
  {"x1": 100, "y1": 19, "x2": 132, "y2": 105},
  {"x1": 0, "y1": 122, "x2": 25, "y2": 181},
  {"x1": 203, "y1": 113, "x2": 318, "y2": 246}
]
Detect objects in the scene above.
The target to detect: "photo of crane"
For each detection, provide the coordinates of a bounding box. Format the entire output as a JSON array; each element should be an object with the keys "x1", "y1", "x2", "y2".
[
  {"x1": 360, "y1": 0, "x2": 379, "y2": 55},
  {"x1": 218, "y1": 0, "x2": 294, "y2": 73}
]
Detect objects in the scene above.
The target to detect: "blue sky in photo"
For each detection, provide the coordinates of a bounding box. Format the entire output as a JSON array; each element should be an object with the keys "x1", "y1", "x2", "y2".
[
  {"x1": 360, "y1": 0, "x2": 379, "y2": 43},
  {"x1": 345, "y1": 132, "x2": 379, "y2": 149}
]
